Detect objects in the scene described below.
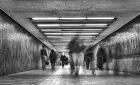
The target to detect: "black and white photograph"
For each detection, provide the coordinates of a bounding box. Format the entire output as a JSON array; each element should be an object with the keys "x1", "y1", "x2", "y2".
[{"x1": 0, "y1": 0, "x2": 140, "y2": 85}]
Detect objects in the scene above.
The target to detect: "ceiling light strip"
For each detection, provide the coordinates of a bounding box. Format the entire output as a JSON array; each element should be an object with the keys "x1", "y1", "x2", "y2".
[
  {"x1": 32, "y1": 17, "x2": 114, "y2": 20},
  {"x1": 37, "y1": 24, "x2": 108, "y2": 27},
  {"x1": 46, "y1": 36, "x2": 72, "y2": 38},
  {"x1": 60, "y1": 17, "x2": 86, "y2": 20},
  {"x1": 48, "y1": 40, "x2": 93, "y2": 42},
  {"x1": 50, "y1": 40, "x2": 93, "y2": 43},
  {"x1": 82, "y1": 29, "x2": 104, "y2": 31},
  {"x1": 44, "y1": 32, "x2": 99, "y2": 35},
  {"x1": 62, "y1": 33, "x2": 76, "y2": 35},
  {"x1": 32, "y1": 17, "x2": 59, "y2": 20},
  {"x1": 44, "y1": 33, "x2": 62, "y2": 35},
  {"x1": 87, "y1": 17, "x2": 114, "y2": 20},
  {"x1": 85, "y1": 24, "x2": 108, "y2": 26},
  {"x1": 40, "y1": 29, "x2": 62, "y2": 31},
  {"x1": 46, "y1": 35, "x2": 95, "y2": 37},
  {"x1": 37, "y1": 24, "x2": 60, "y2": 27},
  {"x1": 61, "y1": 24, "x2": 83, "y2": 26},
  {"x1": 63, "y1": 29, "x2": 104, "y2": 31}
]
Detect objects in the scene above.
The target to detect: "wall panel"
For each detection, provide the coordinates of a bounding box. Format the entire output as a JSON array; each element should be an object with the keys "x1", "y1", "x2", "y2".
[
  {"x1": 95, "y1": 15, "x2": 140, "y2": 74},
  {"x1": 0, "y1": 10, "x2": 50, "y2": 76}
]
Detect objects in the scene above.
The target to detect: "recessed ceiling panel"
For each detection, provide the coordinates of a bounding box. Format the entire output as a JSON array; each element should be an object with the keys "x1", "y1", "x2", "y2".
[
  {"x1": 30, "y1": 17, "x2": 116, "y2": 52},
  {"x1": 1, "y1": 0, "x2": 139, "y2": 54}
]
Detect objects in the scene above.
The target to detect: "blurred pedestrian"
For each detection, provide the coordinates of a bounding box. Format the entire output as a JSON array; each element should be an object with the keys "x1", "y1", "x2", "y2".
[
  {"x1": 49, "y1": 49, "x2": 57, "y2": 70},
  {"x1": 60, "y1": 55, "x2": 66, "y2": 68},
  {"x1": 84, "y1": 52, "x2": 92, "y2": 70},
  {"x1": 97, "y1": 47, "x2": 106, "y2": 70},
  {"x1": 40, "y1": 45, "x2": 48, "y2": 70},
  {"x1": 69, "y1": 51, "x2": 74, "y2": 74},
  {"x1": 68, "y1": 35, "x2": 85, "y2": 76}
]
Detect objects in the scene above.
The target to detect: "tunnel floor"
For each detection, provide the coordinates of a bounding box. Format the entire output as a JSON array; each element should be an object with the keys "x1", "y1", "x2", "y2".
[{"x1": 0, "y1": 65, "x2": 140, "y2": 85}]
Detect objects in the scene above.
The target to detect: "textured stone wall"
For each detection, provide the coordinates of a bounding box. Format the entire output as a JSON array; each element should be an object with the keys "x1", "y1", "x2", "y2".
[
  {"x1": 0, "y1": 10, "x2": 49, "y2": 76},
  {"x1": 95, "y1": 15, "x2": 140, "y2": 74}
]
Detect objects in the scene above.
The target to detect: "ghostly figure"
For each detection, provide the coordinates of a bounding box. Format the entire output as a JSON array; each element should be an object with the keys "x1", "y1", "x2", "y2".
[
  {"x1": 68, "y1": 35, "x2": 85, "y2": 76},
  {"x1": 69, "y1": 51, "x2": 84, "y2": 75}
]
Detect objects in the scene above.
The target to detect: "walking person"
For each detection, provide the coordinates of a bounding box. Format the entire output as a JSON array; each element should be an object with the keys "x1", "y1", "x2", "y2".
[
  {"x1": 60, "y1": 55, "x2": 66, "y2": 68},
  {"x1": 97, "y1": 47, "x2": 106, "y2": 70},
  {"x1": 69, "y1": 51, "x2": 74, "y2": 74},
  {"x1": 68, "y1": 35, "x2": 85, "y2": 76},
  {"x1": 84, "y1": 52, "x2": 92, "y2": 70},
  {"x1": 71, "y1": 52, "x2": 82, "y2": 75},
  {"x1": 40, "y1": 45, "x2": 48, "y2": 70},
  {"x1": 49, "y1": 49, "x2": 57, "y2": 70}
]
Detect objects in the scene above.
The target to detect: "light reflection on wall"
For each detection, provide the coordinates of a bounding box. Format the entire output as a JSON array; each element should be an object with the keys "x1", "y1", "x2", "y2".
[
  {"x1": 0, "y1": 10, "x2": 48, "y2": 76},
  {"x1": 95, "y1": 16, "x2": 140, "y2": 74},
  {"x1": 109, "y1": 32, "x2": 138, "y2": 44},
  {"x1": 0, "y1": 21, "x2": 14, "y2": 31},
  {"x1": 100, "y1": 21, "x2": 140, "y2": 59},
  {"x1": 7, "y1": 33, "x2": 30, "y2": 41}
]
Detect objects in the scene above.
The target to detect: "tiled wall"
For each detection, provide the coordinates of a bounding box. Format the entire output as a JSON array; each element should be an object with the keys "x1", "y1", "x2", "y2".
[
  {"x1": 0, "y1": 10, "x2": 50, "y2": 76},
  {"x1": 95, "y1": 15, "x2": 140, "y2": 74}
]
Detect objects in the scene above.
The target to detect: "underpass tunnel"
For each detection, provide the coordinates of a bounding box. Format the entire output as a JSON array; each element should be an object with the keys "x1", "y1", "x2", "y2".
[
  {"x1": 1, "y1": 0, "x2": 140, "y2": 84},
  {"x1": 1, "y1": 6, "x2": 140, "y2": 76}
]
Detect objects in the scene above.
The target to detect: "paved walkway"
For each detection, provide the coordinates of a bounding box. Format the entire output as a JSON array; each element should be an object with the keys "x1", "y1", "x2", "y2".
[
  {"x1": 0, "y1": 66, "x2": 60, "y2": 85},
  {"x1": 0, "y1": 65, "x2": 140, "y2": 85},
  {"x1": 39, "y1": 65, "x2": 140, "y2": 85}
]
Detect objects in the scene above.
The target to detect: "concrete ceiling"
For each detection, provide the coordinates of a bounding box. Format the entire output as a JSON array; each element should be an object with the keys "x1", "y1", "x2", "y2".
[{"x1": 0, "y1": 0, "x2": 140, "y2": 54}]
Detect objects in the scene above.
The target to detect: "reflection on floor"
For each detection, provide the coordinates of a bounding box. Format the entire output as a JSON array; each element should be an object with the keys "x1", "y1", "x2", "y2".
[
  {"x1": 0, "y1": 65, "x2": 140, "y2": 85},
  {"x1": 40, "y1": 65, "x2": 140, "y2": 85}
]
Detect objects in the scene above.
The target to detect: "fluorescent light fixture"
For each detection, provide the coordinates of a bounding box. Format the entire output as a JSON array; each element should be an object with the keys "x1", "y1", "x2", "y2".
[
  {"x1": 82, "y1": 29, "x2": 104, "y2": 31},
  {"x1": 32, "y1": 17, "x2": 59, "y2": 20},
  {"x1": 87, "y1": 17, "x2": 114, "y2": 20},
  {"x1": 80, "y1": 33, "x2": 99, "y2": 35},
  {"x1": 46, "y1": 36, "x2": 72, "y2": 38},
  {"x1": 46, "y1": 35, "x2": 95, "y2": 39},
  {"x1": 44, "y1": 33, "x2": 62, "y2": 35},
  {"x1": 63, "y1": 29, "x2": 83, "y2": 31},
  {"x1": 37, "y1": 24, "x2": 107, "y2": 27},
  {"x1": 61, "y1": 24, "x2": 83, "y2": 26},
  {"x1": 85, "y1": 24, "x2": 108, "y2": 26},
  {"x1": 46, "y1": 36, "x2": 63, "y2": 38},
  {"x1": 40, "y1": 29, "x2": 62, "y2": 31},
  {"x1": 37, "y1": 24, "x2": 60, "y2": 27},
  {"x1": 62, "y1": 33, "x2": 77, "y2": 35},
  {"x1": 63, "y1": 29, "x2": 104, "y2": 31},
  {"x1": 60, "y1": 17, "x2": 86, "y2": 20},
  {"x1": 62, "y1": 33, "x2": 98, "y2": 35},
  {"x1": 32, "y1": 17, "x2": 114, "y2": 20}
]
